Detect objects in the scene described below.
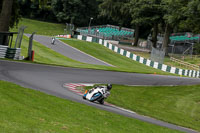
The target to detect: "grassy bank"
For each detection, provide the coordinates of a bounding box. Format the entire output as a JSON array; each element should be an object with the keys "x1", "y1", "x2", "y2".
[
  {"x1": 63, "y1": 39, "x2": 172, "y2": 75},
  {"x1": 19, "y1": 35, "x2": 115, "y2": 70},
  {"x1": 9, "y1": 18, "x2": 188, "y2": 75},
  {"x1": 10, "y1": 18, "x2": 199, "y2": 73},
  {"x1": 14, "y1": 35, "x2": 172, "y2": 75},
  {"x1": 12, "y1": 18, "x2": 65, "y2": 36},
  {"x1": 84, "y1": 84, "x2": 200, "y2": 131},
  {"x1": 130, "y1": 51, "x2": 200, "y2": 70},
  {"x1": 0, "y1": 81, "x2": 181, "y2": 133}
]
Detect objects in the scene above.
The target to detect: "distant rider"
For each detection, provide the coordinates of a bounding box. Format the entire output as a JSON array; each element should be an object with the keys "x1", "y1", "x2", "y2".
[{"x1": 51, "y1": 37, "x2": 55, "y2": 45}]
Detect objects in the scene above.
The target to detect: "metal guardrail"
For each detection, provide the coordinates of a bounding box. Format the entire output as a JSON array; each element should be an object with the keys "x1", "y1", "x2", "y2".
[
  {"x1": 76, "y1": 34, "x2": 200, "y2": 78},
  {"x1": 0, "y1": 45, "x2": 22, "y2": 60},
  {"x1": 170, "y1": 57, "x2": 199, "y2": 70},
  {"x1": 0, "y1": 45, "x2": 8, "y2": 58}
]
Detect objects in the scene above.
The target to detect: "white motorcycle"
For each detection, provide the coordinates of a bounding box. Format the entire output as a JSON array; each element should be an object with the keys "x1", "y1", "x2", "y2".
[{"x1": 83, "y1": 85, "x2": 111, "y2": 104}]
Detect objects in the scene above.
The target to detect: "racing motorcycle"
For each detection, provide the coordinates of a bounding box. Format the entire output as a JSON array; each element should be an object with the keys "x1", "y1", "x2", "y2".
[{"x1": 83, "y1": 86, "x2": 110, "y2": 104}]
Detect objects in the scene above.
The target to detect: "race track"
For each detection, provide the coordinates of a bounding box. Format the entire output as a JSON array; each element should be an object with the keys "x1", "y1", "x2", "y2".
[
  {"x1": 25, "y1": 34, "x2": 112, "y2": 66},
  {"x1": 0, "y1": 60, "x2": 200, "y2": 133}
]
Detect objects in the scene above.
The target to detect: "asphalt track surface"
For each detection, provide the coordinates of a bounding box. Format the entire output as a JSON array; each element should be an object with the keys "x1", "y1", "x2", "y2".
[
  {"x1": 1, "y1": 60, "x2": 200, "y2": 133},
  {"x1": 25, "y1": 34, "x2": 112, "y2": 66}
]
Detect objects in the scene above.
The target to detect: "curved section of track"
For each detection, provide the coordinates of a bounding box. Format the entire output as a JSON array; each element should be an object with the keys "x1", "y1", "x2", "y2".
[
  {"x1": 0, "y1": 60, "x2": 200, "y2": 133},
  {"x1": 25, "y1": 34, "x2": 112, "y2": 66}
]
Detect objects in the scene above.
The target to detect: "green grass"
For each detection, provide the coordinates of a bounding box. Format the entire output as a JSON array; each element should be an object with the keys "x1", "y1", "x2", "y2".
[
  {"x1": 11, "y1": 35, "x2": 173, "y2": 75},
  {"x1": 8, "y1": 18, "x2": 187, "y2": 75},
  {"x1": 0, "y1": 80, "x2": 181, "y2": 133},
  {"x1": 19, "y1": 35, "x2": 116, "y2": 70},
  {"x1": 12, "y1": 18, "x2": 66, "y2": 36},
  {"x1": 10, "y1": 18, "x2": 199, "y2": 72},
  {"x1": 171, "y1": 54, "x2": 200, "y2": 67},
  {"x1": 62, "y1": 39, "x2": 173, "y2": 75},
  {"x1": 131, "y1": 51, "x2": 200, "y2": 70},
  {"x1": 83, "y1": 84, "x2": 200, "y2": 131}
]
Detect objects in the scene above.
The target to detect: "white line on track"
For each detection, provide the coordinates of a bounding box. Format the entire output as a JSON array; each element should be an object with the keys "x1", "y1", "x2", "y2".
[{"x1": 57, "y1": 39, "x2": 115, "y2": 67}]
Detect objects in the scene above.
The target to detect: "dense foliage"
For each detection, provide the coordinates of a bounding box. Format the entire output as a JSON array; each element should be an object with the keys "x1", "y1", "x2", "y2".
[
  {"x1": 18, "y1": 0, "x2": 105, "y2": 26},
  {"x1": 1, "y1": 0, "x2": 199, "y2": 48},
  {"x1": 0, "y1": 0, "x2": 21, "y2": 29}
]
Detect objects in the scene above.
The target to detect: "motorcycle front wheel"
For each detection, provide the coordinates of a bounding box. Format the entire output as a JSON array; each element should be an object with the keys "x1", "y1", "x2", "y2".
[
  {"x1": 83, "y1": 96, "x2": 86, "y2": 99},
  {"x1": 98, "y1": 98, "x2": 104, "y2": 104}
]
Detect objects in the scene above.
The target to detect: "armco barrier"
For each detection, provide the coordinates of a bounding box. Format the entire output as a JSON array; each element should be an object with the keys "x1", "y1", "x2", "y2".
[
  {"x1": 0, "y1": 46, "x2": 22, "y2": 60},
  {"x1": 0, "y1": 45, "x2": 8, "y2": 58},
  {"x1": 75, "y1": 35, "x2": 200, "y2": 78}
]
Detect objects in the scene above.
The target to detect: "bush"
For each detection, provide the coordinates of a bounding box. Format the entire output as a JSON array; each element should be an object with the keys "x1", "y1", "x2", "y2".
[{"x1": 194, "y1": 43, "x2": 200, "y2": 54}]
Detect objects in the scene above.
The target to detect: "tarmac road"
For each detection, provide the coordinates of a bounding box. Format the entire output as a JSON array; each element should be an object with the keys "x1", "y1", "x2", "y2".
[
  {"x1": 0, "y1": 60, "x2": 200, "y2": 133},
  {"x1": 25, "y1": 34, "x2": 113, "y2": 66}
]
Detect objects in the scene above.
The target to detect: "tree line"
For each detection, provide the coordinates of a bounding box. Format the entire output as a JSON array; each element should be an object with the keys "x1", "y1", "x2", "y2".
[{"x1": 0, "y1": 0, "x2": 200, "y2": 50}]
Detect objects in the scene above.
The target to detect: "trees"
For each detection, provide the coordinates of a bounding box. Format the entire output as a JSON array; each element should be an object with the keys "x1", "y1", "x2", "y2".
[
  {"x1": 0, "y1": 0, "x2": 14, "y2": 31},
  {"x1": 99, "y1": 0, "x2": 165, "y2": 46},
  {"x1": 0, "y1": 0, "x2": 21, "y2": 32},
  {"x1": 1, "y1": 0, "x2": 199, "y2": 45},
  {"x1": 99, "y1": 0, "x2": 199, "y2": 49},
  {"x1": 51, "y1": 0, "x2": 99, "y2": 26},
  {"x1": 99, "y1": 0, "x2": 131, "y2": 26},
  {"x1": 183, "y1": 0, "x2": 200, "y2": 33},
  {"x1": 129, "y1": 0, "x2": 164, "y2": 46},
  {"x1": 161, "y1": 0, "x2": 190, "y2": 54},
  {"x1": 18, "y1": 0, "x2": 53, "y2": 21}
]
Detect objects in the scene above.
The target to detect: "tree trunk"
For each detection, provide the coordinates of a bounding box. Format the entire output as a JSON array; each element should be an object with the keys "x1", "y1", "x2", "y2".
[
  {"x1": 162, "y1": 23, "x2": 172, "y2": 55},
  {"x1": 0, "y1": 0, "x2": 14, "y2": 32},
  {"x1": 152, "y1": 22, "x2": 158, "y2": 48},
  {"x1": 134, "y1": 24, "x2": 139, "y2": 46}
]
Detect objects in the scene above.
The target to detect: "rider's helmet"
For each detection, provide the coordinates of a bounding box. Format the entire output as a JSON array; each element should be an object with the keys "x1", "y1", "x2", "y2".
[{"x1": 107, "y1": 84, "x2": 112, "y2": 91}]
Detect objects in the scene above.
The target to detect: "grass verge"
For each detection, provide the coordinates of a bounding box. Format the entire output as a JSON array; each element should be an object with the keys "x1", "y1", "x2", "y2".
[
  {"x1": 11, "y1": 35, "x2": 175, "y2": 75},
  {"x1": 62, "y1": 39, "x2": 173, "y2": 75},
  {"x1": 19, "y1": 35, "x2": 115, "y2": 70},
  {"x1": 0, "y1": 80, "x2": 181, "y2": 133},
  {"x1": 9, "y1": 18, "x2": 180, "y2": 75},
  {"x1": 83, "y1": 84, "x2": 200, "y2": 131},
  {"x1": 130, "y1": 51, "x2": 200, "y2": 70},
  {"x1": 12, "y1": 18, "x2": 66, "y2": 36},
  {"x1": 10, "y1": 18, "x2": 199, "y2": 73}
]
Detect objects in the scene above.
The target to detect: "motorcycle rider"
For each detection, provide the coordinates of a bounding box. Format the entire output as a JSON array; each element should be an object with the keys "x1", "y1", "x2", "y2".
[
  {"x1": 83, "y1": 84, "x2": 112, "y2": 104},
  {"x1": 103, "y1": 84, "x2": 112, "y2": 98},
  {"x1": 89, "y1": 84, "x2": 112, "y2": 98},
  {"x1": 51, "y1": 36, "x2": 55, "y2": 44}
]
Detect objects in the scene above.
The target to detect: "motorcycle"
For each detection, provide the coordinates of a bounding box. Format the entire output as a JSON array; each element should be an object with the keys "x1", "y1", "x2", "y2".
[{"x1": 83, "y1": 86, "x2": 109, "y2": 104}]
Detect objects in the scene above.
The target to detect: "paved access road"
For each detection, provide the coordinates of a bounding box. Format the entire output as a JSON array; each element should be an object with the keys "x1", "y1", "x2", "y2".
[
  {"x1": 0, "y1": 60, "x2": 200, "y2": 133},
  {"x1": 25, "y1": 34, "x2": 112, "y2": 66}
]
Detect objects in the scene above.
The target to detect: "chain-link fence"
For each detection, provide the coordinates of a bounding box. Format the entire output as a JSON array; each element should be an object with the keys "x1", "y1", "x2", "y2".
[
  {"x1": 150, "y1": 47, "x2": 165, "y2": 64},
  {"x1": 65, "y1": 23, "x2": 74, "y2": 35}
]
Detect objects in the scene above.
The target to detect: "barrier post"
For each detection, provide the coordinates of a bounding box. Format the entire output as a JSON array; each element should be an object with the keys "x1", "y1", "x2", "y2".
[
  {"x1": 31, "y1": 50, "x2": 34, "y2": 62},
  {"x1": 28, "y1": 32, "x2": 35, "y2": 60}
]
